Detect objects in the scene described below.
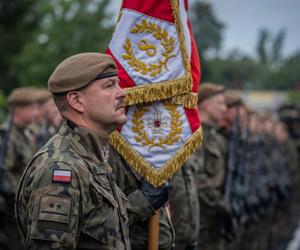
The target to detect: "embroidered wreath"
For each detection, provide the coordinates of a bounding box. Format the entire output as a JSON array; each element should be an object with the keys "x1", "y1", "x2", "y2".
[
  {"x1": 122, "y1": 19, "x2": 176, "y2": 77},
  {"x1": 132, "y1": 103, "x2": 183, "y2": 151}
]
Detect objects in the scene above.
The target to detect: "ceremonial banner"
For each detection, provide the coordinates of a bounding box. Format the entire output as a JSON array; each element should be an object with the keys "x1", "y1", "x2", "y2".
[
  {"x1": 107, "y1": 0, "x2": 200, "y2": 107},
  {"x1": 108, "y1": 0, "x2": 202, "y2": 187}
]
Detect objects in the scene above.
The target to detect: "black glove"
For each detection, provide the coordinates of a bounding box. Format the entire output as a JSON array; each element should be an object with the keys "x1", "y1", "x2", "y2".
[{"x1": 140, "y1": 179, "x2": 169, "y2": 210}]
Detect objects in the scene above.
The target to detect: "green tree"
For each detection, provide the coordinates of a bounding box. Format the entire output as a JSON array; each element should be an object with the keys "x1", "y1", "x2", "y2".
[
  {"x1": 13, "y1": 0, "x2": 114, "y2": 88},
  {"x1": 205, "y1": 50, "x2": 258, "y2": 89},
  {"x1": 0, "y1": 0, "x2": 42, "y2": 94},
  {"x1": 272, "y1": 29, "x2": 285, "y2": 62},
  {"x1": 256, "y1": 29, "x2": 270, "y2": 64},
  {"x1": 189, "y1": 1, "x2": 224, "y2": 57},
  {"x1": 266, "y1": 51, "x2": 300, "y2": 90}
]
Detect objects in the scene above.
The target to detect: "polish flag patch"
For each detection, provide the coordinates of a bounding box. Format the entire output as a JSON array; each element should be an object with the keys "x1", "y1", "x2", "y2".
[{"x1": 52, "y1": 169, "x2": 72, "y2": 184}]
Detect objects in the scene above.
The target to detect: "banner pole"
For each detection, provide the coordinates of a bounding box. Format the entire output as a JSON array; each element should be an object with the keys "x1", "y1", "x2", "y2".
[{"x1": 148, "y1": 210, "x2": 159, "y2": 250}]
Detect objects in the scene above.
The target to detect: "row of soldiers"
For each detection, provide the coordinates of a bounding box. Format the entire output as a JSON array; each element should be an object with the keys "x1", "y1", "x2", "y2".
[
  {"x1": 0, "y1": 81, "x2": 299, "y2": 249},
  {"x1": 0, "y1": 87, "x2": 62, "y2": 249}
]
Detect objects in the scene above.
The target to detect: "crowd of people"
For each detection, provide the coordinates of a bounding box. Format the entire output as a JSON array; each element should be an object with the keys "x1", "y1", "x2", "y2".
[{"x1": 0, "y1": 52, "x2": 299, "y2": 250}]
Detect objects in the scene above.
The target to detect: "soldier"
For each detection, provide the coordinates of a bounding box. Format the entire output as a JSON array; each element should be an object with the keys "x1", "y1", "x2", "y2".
[
  {"x1": 16, "y1": 53, "x2": 131, "y2": 249},
  {"x1": 0, "y1": 87, "x2": 39, "y2": 249},
  {"x1": 169, "y1": 162, "x2": 199, "y2": 250},
  {"x1": 190, "y1": 83, "x2": 233, "y2": 250},
  {"x1": 1, "y1": 87, "x2": 39, "y2": 194},
  {"x1": 32, "y1": 88, "x2": 62, "y2": 148}
]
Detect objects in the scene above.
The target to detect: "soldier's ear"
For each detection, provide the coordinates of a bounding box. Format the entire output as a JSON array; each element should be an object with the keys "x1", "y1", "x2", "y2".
[{"x1": 66, "y1": 91, "x2": 84, "y2": 113}]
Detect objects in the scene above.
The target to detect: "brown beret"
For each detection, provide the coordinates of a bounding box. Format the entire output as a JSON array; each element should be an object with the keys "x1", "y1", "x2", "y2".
[
  {"x1": 198, "y1": 82, "x2": 225, "y2": 103},
  {"x1": 48, "y1": 52, "x2": 117, "y2": 93},
  {"x1": 7, "y1": 87, "x2": 37, "y2": 106},
  {"x1": 34, "y1": 88, "x2": 52, "y2": 103},
  {"x1": 224, "y1": 91, "x2": 242, "y2": 108}
]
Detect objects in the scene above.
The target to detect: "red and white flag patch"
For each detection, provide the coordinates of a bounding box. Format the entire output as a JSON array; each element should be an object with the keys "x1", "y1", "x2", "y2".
[{"x1": 52, "y1": 169, "x2": 72, "y2": 183}]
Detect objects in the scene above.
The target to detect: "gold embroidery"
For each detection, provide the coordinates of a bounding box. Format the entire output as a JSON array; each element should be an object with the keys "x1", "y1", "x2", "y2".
[
  {"x1": 132, "y1": 102, "x2": 182, "y2": 151},
  {"x1": 138, "y1": 39, "x2": 157, "y2": 57},
  {"x1": 122, "y1": 19, "x2": 176, "y2": 77},
  {"x1": 109, "y1": 126, "x2": 203, "y2": 187}
]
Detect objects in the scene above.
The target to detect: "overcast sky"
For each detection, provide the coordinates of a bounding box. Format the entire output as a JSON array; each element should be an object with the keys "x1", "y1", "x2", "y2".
[
  {"x1": 200, "y1": 0, "x2": 300, "y2": 57},
  {"x1": 111, "y1": 0, "x2": 300, "y2": 57}
]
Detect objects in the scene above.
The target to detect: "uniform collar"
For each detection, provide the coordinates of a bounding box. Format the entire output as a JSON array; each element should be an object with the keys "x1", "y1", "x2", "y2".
[{"x1": 59, "y1": 120, "x2": 108, "y2": 163}]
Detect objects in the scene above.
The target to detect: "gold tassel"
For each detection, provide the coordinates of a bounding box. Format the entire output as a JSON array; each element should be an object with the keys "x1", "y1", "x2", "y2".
[
  {"x1": 124, "y1": 76, "x2": 192, "y2": 106},
  {"x1": 109, "y1": 127, "x2": 203, "y2": 187},
  {"x1": 169, "y1": 0, "x2": 192, "y2": 77},
  {"x1": 171, "y1": 93, "x2": 198, "y2": 109}
]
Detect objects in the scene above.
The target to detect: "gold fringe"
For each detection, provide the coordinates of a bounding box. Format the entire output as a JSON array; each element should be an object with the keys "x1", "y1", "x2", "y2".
[
  {"x1": 109, "y1": 127, "x2": 203, "y2": 187},
  {"x1": 124, "y1": 76, "x2": 192, "y2": 106},
  {"x1": 169, "y1": 0, "x2": 192, "y2": 83},
  {"x1": 170, "y1": 93, "x2": 198, "y2": 109}
]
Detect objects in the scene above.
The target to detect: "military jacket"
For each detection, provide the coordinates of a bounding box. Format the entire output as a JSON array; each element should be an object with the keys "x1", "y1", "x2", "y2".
[
  {"x1": 190, "y1": 123, "x2": 228, "y2": 236},
  {"x1": 191, "y1": 124, "x2": 227, "y2": 207},
  {"x1": 169, "y1": 162, "x2": 199, "y2": 248},
  {"x1": 0, "y1": 122, "x2": 36, "y2": 193},
  {"x1": 109, "y1": 148, "x2": 175, "y2": 250},
  {"x1": 16, "y1": 121, "x2": 131, "y2": 250}
]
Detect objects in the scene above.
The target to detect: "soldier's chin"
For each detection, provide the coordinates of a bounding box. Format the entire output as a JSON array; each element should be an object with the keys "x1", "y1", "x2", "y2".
[
  {"x1": 118, "y1": 114, "x2": 128, "y2": 126},
  {"x1": 113, "y1": 114, "x2": 127, "y2": 128}
]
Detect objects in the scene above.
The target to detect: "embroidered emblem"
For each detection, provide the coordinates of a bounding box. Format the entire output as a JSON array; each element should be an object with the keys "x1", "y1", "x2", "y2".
[
  {"x1": 38, "y1": 195, "x2": 71, "y2": 224},
  {"x1": 100, "y1": 144, "x2": 110, "y2": 163},
  {"x1": 52, "y1": 169, "x2": 72, "y2": 183},
  {"x1": 132, "y1": 102, "x2": 183, "y2": 151},
  {"x1": 147, "y1": 111, "x2": 169, "y2": 135},
  {"x1": 122, "y1": 19, "x2": 176, "y2": 77}
]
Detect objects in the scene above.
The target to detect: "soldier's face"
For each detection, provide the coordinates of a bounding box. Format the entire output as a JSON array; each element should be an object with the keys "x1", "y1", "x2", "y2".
[
  {"x1": 202, "y1": 93, "x2": 227, "y2": 124},
  {"x1": 15, "y1": 103, "x2": 39, "y2": 126},
  {"x1": 80, "y1": 76, "x2": 127, "y2": 132}
]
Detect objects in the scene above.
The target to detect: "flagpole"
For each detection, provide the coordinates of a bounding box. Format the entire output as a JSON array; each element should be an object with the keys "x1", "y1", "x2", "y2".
[{"x1": 148, "y1": 210, "x2": 160, "y2": 250}]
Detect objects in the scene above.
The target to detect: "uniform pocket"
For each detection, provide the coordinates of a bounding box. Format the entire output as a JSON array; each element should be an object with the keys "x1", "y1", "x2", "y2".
[
  {"x1": 81, "y1": 181, "x2": 119, "y2": 246},
  {"x1": 91, "y1": 180, "x2": 118, "y2": 207}
]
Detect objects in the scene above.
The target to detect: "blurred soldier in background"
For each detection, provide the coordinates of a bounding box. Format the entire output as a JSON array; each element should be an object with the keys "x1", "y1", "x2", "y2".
[
  {"x1": 32, "y1": 88, "x2": 62, "y2": 149},
  {"x1": 220, "y1": 92, "x2": 248, "y2": 250},
  {"x1": 1, "y1": 87, "x2": 38, "y2": 194},
  {"x1": 278, "y1": 104, "x2": 300, "y2": 160},
  {"x1": 0, "y1": 87, "x2": 39, "y2": 249},
  {"x1": 190, "y1": 83, "x2": 233, "y2": 250},
  {"x1": 168, "y1": 160, "x2": 199, "y2": 250}
]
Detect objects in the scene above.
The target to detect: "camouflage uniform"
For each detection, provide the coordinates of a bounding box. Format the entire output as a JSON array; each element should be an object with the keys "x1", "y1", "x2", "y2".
[
  {"x1": 0, "y1": 123, "x2": 36, "y2": 249},
  {"x1": 109, "y1": 147, "x2": 175, "y2": 250},
  {"x1": 191, "y1": 123, "x2": 228, "y2": 250},
  {"x1": 16, "y1": 121, "x2": 131, "y2": 249},
  {"x1": 1, "y1": 123, "x2": 36, "y2": 193},
  {"x1": 169, "y1": 162, "x2": 199, "y2": 250},
  {"x1": 0, "y1": 123, "x2": 37, "y2": 249},
  {"x1": 30, "y1": 121, "x2": 59, "y2": 150}
]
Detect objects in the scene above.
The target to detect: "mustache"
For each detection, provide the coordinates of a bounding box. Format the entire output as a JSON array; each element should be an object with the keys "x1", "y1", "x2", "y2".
[{"x1": 116, "y1": 99, "x2": 126, "y2": 110}]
